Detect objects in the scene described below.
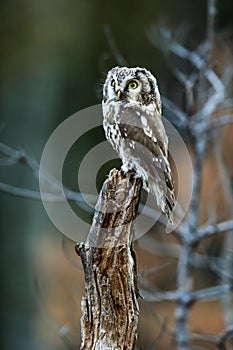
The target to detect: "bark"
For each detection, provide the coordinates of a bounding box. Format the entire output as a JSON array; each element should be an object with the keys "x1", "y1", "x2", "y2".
[{"x1": 76, "y1": 169, "x2": 142, "y2": 350}]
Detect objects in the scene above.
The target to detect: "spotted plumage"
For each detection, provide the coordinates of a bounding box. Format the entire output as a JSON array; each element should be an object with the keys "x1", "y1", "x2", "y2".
[{"x1": 102, "y1": 66, "x2": 175, "y2": 220}]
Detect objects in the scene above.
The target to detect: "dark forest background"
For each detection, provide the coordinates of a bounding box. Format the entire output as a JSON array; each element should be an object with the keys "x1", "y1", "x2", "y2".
[{"x1": 0, "y1": 1, "x2": 233, "y2": 349}]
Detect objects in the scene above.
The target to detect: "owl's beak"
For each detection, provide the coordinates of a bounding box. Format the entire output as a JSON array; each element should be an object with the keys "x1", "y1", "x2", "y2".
[{"x1": 117, "y1": 90, "x2": 122, "y2": 101}]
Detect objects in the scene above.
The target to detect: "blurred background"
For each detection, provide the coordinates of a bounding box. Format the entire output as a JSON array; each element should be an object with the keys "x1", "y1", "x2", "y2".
[{"x1": 0, "y1": 0, "x2": 233, "y2": 349}]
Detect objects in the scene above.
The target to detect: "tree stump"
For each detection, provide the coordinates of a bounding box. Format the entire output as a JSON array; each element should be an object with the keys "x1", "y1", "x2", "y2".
[{"x1": 76, "y1": 169, "x2": 142, "y2": 350}]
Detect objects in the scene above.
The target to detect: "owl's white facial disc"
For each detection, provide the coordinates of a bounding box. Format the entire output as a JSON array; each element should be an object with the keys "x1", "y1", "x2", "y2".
[
  {"x1": 103, "y1": 66, "x2": 161, "y2": 111},
  {"x1": 108, "y1": 75, "x2": 141, "y2": 103}
]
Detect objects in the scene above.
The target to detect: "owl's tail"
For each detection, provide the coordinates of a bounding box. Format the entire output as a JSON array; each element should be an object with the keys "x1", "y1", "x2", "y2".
[{"x1": 148, "y1": 177, "x2": 174, "y2": 223}]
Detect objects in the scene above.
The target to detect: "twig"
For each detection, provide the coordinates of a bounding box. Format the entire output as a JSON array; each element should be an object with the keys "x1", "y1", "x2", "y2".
[
  {"x1": 138, "y1": 237, "x2": 220, "y2": 269},
  {"x1": 0, "y1": 181, "x2": 95, "y2": 211},
  {"x1": 0, "y1": 142, "x2": 97, "y2": 204},
  {"x1": 161, "y1": 95, "x2": 188, "y2": 127},
  {"x1": 0, "y1": 157, "x2": 17, "y2": 166},
  {"x1": 192, "y1": 284, "x2": 232, "y2": 302},
  {"x1": 210, "y1": 114, "x2": 233, "y2": 130},
  {"x1": 140, "y1": 284, "x2": 232, "y2": 305},
  {"x1": 187, "y1": 138, "x2": 207, "y2": 230},
  {"x1": 0, "y1": 142, "x2": 40, "y2": 177},
  {"x1": 206, "y1": 0, "x2": 216, "y2": 56},
  {"x1": 140, "y1": 289, "x2": 178, "y2": 303},
  {"x1": 0, "y1": 182, "x2": 59, "y2": 201},
  {"x1": 197, "y1": 219, "x2": 233, "y2": 239}
]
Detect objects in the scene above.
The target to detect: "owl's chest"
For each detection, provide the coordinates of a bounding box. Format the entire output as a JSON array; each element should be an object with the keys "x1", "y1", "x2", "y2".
[
  {"x1": 102, "y1": 103, "x2": 122, "y2": 151},
  {"x1": 103, "y1": 120, "x2": 121, "y2": 152}
]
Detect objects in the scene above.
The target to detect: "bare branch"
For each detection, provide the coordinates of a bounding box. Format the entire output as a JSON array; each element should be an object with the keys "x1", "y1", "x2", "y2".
[
  {"x1": 210, "y1": 114, "x2": 233, "y2": 129},
  {"x1": 141, "y1": 284, "x2": 232, "y2": 306},
  {"x1": 161, "y1": 95, "x2": 188, "y2": 127},
  {"x1": 0, "y1": 157, "x2": 17, "y2": 166},
  {"x1": 0, "y1": 142, "x2": 40, "y2": 177},
  {"x1": 205, "y1": 0, "x2": 217, "y2": 58},
  {"x1": 139, "y1": 236, "x2": 222, "y2": 269},
  {"x1": 0, "y1": 142, "x2": 98, "y2": 206},
  {"x1": 140, "y1": 289, "x2": 178, "y2": 303},
  {"x1": 0, "y1": 182, "x2": 55, "y2": 201},
  {"x1": 187, "y1": 137, "x2": 207, "y2": 230},
  {"x1": 0, "y1": 181, "x2": 96, "y2": 212},
  {"x1": 192, "y1": 284, "x2": 232, "y2": 302},
  {"x1": 76, "y1": 169, "x2": 141, "y2": 349},
  {"x1": 197, "y1": 219, "x2": 233, "y2": 239},
  {"x1": 222, "y1": 64, "x2": 233, "y2": 88}
]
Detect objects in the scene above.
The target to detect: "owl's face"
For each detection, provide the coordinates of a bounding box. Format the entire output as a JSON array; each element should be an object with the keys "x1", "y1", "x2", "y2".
[{"x1": 103, "y1": 66, "x2": 161, "y2": 110}]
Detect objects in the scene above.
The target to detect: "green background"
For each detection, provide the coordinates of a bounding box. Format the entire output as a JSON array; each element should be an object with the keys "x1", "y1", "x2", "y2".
[{"x1": 0, "y1": 0, "x2": 232, "y2": 349}]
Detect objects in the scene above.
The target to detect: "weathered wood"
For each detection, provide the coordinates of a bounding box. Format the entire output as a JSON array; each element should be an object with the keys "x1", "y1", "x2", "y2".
[{"x1": 76, "y1": 169, "x2": 142, "y2": 350}]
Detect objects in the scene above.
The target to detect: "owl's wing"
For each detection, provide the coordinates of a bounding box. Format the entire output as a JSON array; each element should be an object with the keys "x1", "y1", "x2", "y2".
[{"x1": 116, "y1": 104, "x2": 175, "y2": 218}]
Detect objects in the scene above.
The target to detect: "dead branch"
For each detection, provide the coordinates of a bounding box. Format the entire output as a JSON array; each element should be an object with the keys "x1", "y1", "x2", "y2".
[
  {"x1": 197, "y1": 219, "x2": 233, "y2": 239},
  {"x1": 75, "y1": 169, "x2": 142, "y2": 350}
]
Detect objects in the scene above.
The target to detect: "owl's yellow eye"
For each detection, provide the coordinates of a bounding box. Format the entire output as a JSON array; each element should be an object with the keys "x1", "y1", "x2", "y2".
[
  {"x1": 111, "y1": 79, "x2": 115, "y2": 87},
  {"x1": 128, "y1": 80, "x2": 138, "y2": 89}
]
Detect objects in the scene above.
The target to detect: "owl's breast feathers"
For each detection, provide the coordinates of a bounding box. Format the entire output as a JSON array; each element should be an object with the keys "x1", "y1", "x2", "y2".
[{"x1": 102, "y1": 101, "x2": 175, "y2": 220}]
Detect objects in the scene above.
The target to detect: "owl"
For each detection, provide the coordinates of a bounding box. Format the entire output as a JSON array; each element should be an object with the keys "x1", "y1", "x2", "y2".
[{"x1": 102, "y1": 66, "x2": 175, "y2": 220}]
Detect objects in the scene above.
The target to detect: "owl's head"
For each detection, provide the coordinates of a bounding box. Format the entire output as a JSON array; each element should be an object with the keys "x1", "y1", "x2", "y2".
[{"x1": 103, "y1": 66, "x2": 161, "y2": 111}]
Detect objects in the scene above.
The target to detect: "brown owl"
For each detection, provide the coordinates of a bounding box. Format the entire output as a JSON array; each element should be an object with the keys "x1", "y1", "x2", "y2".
[{"x1": 102, "y1": 66, "x2": 175, "y2": 220}]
